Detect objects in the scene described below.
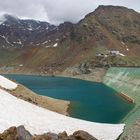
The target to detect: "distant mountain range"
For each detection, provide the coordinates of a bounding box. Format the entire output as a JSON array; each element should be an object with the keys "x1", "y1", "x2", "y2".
[
  {"x1": 0, "y1": 14, "x2": 57, "y2": 48},
  {"x1": 0, "y1": 5, "x2": 140, "y2": 74}
]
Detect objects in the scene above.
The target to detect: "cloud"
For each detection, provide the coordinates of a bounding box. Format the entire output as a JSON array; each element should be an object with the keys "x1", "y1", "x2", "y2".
[
  {"x1": 0, "y1": 0, "x2": 49, "y2": 21},
  {"x1": 0, "y1": 0, "x2": 139, "y2": 24},
  {"x1": 43, "y1": 0, "x2": 96, "y2": 24}
]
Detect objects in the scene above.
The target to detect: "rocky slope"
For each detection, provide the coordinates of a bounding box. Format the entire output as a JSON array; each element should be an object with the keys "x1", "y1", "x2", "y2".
[
  {"x1": 0, "y1": 14, "x2": 56, "y2": 48},
  {"x1": 0, "y1": 5, "x2": 140, "y2": 74},
  {"x1": 0, "y1": 126, "x2": 97, "y2": 140}
]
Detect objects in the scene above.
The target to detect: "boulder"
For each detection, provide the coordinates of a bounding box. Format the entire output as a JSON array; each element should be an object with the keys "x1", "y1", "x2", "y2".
[
  {"x1": 73, "y1": 130, "x2": 97, "y2": 140},
  {"x1": 32, "y1": 134, "x2": 54, "y2": 140},
  {"x1": 0, "y1": 126, "x2": 18, "y2": 140},
  {"x1": 58, "y1": 131, "x2": 68, "y2": 139},
  {"x1": 17, "y1": 126, "x2": 32, "y2": 140},
  {"x1": 0, "y1": 126, "x2": 32, "y2": 140}
]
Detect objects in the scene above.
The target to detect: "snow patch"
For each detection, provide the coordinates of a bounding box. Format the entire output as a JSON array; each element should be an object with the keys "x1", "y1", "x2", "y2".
[
  {"x1": 19, "y1": 64, "x2": 23, "y2": 67},
  {"x1": 119, "y1": 53, "x2": 125, "y2": 56},
  {"x1": 0, "y1": 75, "x2": 18, "y2": 90},
  {"x1": 0, "y1": 88, "x2": 125, "y2": 140},
  {"x1": 27, "y1": 28, "x2": 33, "y2": 31},
  {"x1": 108, "y1": 51, "x2": 125, "y2": 57},
  {"x1": 13, "y1": 39, "x2": 22, "y2": 45},
  {"x1": 27, "y1": 24, "x2": 33, "y2": 31},
  {"x1": 53, "y1": 43, "x2": 58, "y2": 47},
  {"x1": 121, "y1": 41, "x2": 125, "y2": 45},
  {"x1": 42, "y1": 41, "x2": 48, "y2": 45}
]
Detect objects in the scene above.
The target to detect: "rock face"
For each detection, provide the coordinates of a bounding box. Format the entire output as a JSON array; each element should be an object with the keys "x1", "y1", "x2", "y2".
[
  {"x1": 0, "y1": 126, "x2": 97, "y2": 140},
  {"x1": 16, "y1": 126, "x2": 32, "y2": 140},
  {"x1": 0, "y1": 127, "x2": 18, "y2": 140}
]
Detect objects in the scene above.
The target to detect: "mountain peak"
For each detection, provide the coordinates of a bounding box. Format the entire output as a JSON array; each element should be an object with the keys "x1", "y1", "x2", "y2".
[
  {"x1": 4, "y1": 14, "x2": 19, "y2": 20},
  {"x1": 94, "y1": 5, "x2": 137, "y2": 15},
  {"x1": 0, "y1": 5, "x2": 140, "y2": 68},
  {"x1": 3, "y1": 14, "x2": 20, "y2": 24},
  {"x1": 0, "y1": 14, "x2": 21, "y2": 26},
  {"x1": 96, "y1": 5, "x2": 130, "y2": 11}
]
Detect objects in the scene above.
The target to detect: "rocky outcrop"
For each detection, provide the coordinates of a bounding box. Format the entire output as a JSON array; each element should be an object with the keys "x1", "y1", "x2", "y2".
[
  {"x1": 73, "y1": 130, "x2": 97, "y2": 140},
  {"x1": 0, "y1": 126, "x2": 97, "y2": 140},
  {"x1": 0, "y1": 126, "x2": 32, "y2": 140}
]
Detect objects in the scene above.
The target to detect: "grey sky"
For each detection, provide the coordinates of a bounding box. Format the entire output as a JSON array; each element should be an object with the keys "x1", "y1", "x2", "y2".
[{"x1": 0, "y1": 0, "x2": 139, "y2": 24}]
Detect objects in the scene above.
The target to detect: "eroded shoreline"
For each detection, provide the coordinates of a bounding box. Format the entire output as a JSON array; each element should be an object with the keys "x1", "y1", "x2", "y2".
[{"x1": 10, "y1": 84, "x2": 70, "y2": 116}]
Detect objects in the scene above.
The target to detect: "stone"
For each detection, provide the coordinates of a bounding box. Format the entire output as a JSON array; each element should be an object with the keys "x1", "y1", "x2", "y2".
[
  {"x1": 31, "y1": 133, "x2": 58, "y2": 140},
  {"x1": 0, "y1": 126, "x2": 18, "y2": 140},
  {"x1": 73, "y1": 130, "x2": 97, "y2": 140},
  {"x1": 58, "y1": 131, "x2": 68, "y2": 139},
  {"x1": 17, "y1": 125, "x2": 32, "y2": 140}
]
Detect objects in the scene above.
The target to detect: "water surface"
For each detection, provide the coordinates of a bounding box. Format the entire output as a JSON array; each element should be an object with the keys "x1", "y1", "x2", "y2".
[{"x1": 5, "y1": 75, "x2": 134, "y2": 123}]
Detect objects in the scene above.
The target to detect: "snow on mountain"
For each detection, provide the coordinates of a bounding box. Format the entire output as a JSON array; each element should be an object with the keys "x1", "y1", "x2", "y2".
[
  {"x1": 53, "y1": 43, "x2": 58, "y2": 47},
  {"x1": 0, "y1": 75, "x2": 18, "y2": 90},
  {"x1": 0, "y1": 15, "x2": 6, "y2": 25},
  {"x1": 0, "y1": 77, "x2": 125, "y2": 140},
  {"x1": 0, "y1": 14, "x2": 57, "y2": 48},
  {"x1": 0, "y1": 35, "x2": 14, "y2": 47}
]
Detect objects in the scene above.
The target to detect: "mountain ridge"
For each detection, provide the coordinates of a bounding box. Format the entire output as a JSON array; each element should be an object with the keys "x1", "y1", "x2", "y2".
[{"x1": 0, "y1": 5, "x2": 140, "y2": 74}]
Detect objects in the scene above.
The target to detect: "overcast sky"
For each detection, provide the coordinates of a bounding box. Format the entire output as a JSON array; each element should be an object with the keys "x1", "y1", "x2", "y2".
[{"x1": 0, "y1": 0, "x2": 139, "y2": 24}]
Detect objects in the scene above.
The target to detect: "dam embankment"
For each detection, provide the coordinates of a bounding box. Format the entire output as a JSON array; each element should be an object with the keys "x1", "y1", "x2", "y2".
[{"x1": 103, "y1": 67, "x2": 140, "y2": 132}]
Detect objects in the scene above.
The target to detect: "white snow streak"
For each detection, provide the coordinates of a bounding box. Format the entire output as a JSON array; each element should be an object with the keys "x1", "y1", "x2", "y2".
[
  {"x1": 53, "y1": 43, "x2": 58, "y2": 47},
  {"x1": 0, "y1": 35, "x2": 14, "y2": 46}
]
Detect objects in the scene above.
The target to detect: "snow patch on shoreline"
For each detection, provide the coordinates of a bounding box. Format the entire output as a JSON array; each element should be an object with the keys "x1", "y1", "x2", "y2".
[{"x1": 0, "y1": 75, "x2": 17, "y2": 90}]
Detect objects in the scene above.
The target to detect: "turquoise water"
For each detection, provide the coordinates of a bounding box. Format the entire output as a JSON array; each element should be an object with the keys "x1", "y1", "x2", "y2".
[{"x1": 5, "y1": 75, "x2": 134, "y2": 123}]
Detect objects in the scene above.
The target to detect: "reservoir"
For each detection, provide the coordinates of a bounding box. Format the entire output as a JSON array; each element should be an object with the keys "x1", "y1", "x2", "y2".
[{"x1": 5, "y1": 75, "x2": 134, "y2": 123}]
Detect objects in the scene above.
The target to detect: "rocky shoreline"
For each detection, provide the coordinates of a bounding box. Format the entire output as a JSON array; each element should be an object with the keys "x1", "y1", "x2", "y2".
[
  {"x1": 9, "y1": 84, "x2": 70, "y2": 116},
  {"x1": 57, "y1": 68, "x2": 107, "y2": 83},
  {"x1": 0, "y1": 67, "x2": 107, "y2": 83}
]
